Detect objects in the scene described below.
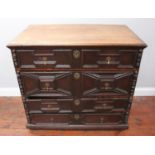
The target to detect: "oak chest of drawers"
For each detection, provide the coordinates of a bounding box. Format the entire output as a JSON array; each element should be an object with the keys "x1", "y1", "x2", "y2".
[{"x1": 7, "y1": 25, "x2": 147, "y2": 129}]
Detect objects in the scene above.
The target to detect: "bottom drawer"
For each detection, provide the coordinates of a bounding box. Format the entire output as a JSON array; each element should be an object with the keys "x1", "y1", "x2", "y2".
[{"x1": 30, "y1": 113, "x2": 125, "y2": 125}]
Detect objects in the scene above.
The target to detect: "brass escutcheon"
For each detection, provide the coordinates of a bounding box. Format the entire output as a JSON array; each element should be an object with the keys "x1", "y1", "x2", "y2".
[
  {"x1": 74, "y1": 99, "x2": 80, "y2": 106},
  {"x1": 74, "y1": 114, "x2": 80, "y2": 120},
  {"x1": 42, "y1": 57, "x2": 48, "y2": 65},
  {"x1": 106, "y1": 56, "x2": 111, "y2": 64},
  {"x1": 44, "y1": 82, "x2": 50, "y2": 91},
  {"x1": 42, "y1": 56, "x2": 47, "y2": 61},
  {"x1": 104, "y1": 82, "x2": 109, "y2": 90},
  {"x1": 47, "y1": 104, "x2": 52, "y2": 108},
  {"x1": 74, "y1": 72, "x2": 80, "y2": 80},
  {"x1": 73, "y1": 49, "x2": 80, "y2": 59}
]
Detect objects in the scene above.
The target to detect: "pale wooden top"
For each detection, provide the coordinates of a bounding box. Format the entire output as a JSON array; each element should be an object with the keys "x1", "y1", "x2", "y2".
[{"x1": 7, "y1": 25, "x2": 146, "y2": 47}]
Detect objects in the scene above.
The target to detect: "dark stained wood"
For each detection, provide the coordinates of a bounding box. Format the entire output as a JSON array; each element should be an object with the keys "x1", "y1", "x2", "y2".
[
  {"x1": 14, "y1": 48, "x2": 139, "y2": 69},
  {"x1": 15, "y1": 49, "x2": 73, "y2": 69},
  {"x1": 26, "y1": 98, "x2": 128, "y2": 113},
  {"x1": 29, "y1": 113, "x2": 124, "y2": 124},
  {"x1": 20, "y1": 71, "x2": 134, "y2": 99},
  {"x1": 0, "y1": 97, "x2": 155, "y2": 135},
  {"x1": 11, "y1": 46, "x2": 142, "y2": 129},
  {"x1": 20, "y1": 71, "x2": 73, "y2": 98},
  {"x1": 7, "y1": 25, "x2": 146, "y2": 129},
  {"x1": 81, "y1": 71, "x2": 134, "y2": 97}
]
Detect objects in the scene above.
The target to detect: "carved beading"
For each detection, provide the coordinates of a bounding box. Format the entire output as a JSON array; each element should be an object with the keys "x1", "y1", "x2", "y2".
[
  {"x1": 136, "y1": 50, "x2": 143, "y2": 67},
  {"x1": 11, "y1": 49, "x2": 30, "y2": 123},
  {"x1": 126, "y1": 50, "x2": 143, "y2": 121}
]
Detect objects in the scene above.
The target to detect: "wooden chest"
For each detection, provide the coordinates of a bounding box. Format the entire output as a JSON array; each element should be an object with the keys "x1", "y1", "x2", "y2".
[{"x1": 7, "y1": 25, "x2": 147, "y2": 129}]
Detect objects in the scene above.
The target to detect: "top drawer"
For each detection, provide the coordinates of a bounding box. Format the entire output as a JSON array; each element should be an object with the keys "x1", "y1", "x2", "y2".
[{"x1": 14, "y1": 48, "x2": 139, "y2": 69}]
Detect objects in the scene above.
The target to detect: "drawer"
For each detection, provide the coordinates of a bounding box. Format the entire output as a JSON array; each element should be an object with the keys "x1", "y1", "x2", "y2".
[
  {"x1": 14, "y1": 48, "x2": 138, "y2": 69},
  {"x1": 82, "y1": 71, "x2": 134, "y2": 97},
  {"x1": 82, "y1": 48, "x2": 138, "y2": 69},
  {"x1": 30, "y1": 113, "x2": 124, "y2": 124},
  {"x1": 26, "y1": 98, "x2": 129, "y2": 113},
  {"x1": 15, "y1": 48, "x2": 80, "y2": 69},
  {"x1": 20, "y1": 71, "x2": 75, "y2": 98},
  {"x1": 20, "y1": 71, "x2": 134, "y2": 98}
]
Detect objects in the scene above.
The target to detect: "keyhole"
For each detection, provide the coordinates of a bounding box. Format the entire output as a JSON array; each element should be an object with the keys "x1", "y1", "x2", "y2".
[{"x1": 106, "y1": 56, "x2": 111, "y2": 64}]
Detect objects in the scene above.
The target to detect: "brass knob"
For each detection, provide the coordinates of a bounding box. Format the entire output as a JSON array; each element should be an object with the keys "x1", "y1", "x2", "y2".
[
  {"x1": 73, "y1": 72, "x2": 80, "y2": 80},
  {"x1": 73, "y1": 49, "x2": 80, "y2": 59},
  {"x1": 74, "y1": 99, "x2": 80, "y2": 106},
  {"x1": 100, "y1": 117, "x2": 104, "y2": 123},
  {"x1": 74, "y1": 114, "x2": 80, "y2": 120},
  {"x1": 106, "y1": 56, "x2": 111, "y2": 64}
]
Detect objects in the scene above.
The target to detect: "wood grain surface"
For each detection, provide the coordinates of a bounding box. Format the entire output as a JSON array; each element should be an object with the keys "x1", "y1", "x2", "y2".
[
  {"x1": 7, "y1": 25, "x2": 146, "y2": 47},
  {"x1": 0, "y1": 96, "x2": 154, "y2": 136}
]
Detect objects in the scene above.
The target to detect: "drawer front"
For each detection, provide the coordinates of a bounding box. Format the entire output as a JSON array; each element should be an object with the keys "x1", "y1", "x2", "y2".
[
  {"x1": 27, "y1": 98, "x2": 74, "y2": 113},
  {"x1": 30, "y1": 113, "x2": 124, "y2": 124},
  {"x1": 82, "y1": 49, "x2": 138, "y2": 69},
  {"x1": 20, "y1": 71, "x2": 76, "y2": 98},
  {"x1": 20, "y1": 71, "x2": 134, "y2": 98},
  {"x1": 26, "y1": 98, "x2": 129, "y2": 113},
  {"x1": 82, "y1": 71, "x2": 134, "y2": 97},
  {"x1": 15, "y1": 49, "x2": 75, "y2": 69},
  {"x1": 15, "y1": 48, "x2": 138, "y2": 69}
]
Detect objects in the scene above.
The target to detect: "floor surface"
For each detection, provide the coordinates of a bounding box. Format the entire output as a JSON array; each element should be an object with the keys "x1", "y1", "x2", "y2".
[{"x1": 0, "y1": 97, "x2": 154, "y2": 136}]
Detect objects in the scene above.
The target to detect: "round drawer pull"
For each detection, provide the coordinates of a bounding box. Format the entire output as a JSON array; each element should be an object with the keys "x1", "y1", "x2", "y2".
[
  {"x1": 73, "y1": 49, "x2": 80, "y2": 59},
  {"x1": 74, "y1": 99, "x2": 80, "y2": 106},
  {"x1": 73, "y1": 72, "x2": 80, "y2": 80},
  {"x1": 106, "y1": 56, "x2": 111, "y2": 64},
  {"x1": 74, "y1": 114, "x2": 80, "y2": 120}
]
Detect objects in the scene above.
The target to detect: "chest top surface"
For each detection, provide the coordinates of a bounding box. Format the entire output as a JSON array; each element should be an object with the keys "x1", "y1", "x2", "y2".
[{"x1": 7, "y1": 25, "x2": 146, "y2": 48}]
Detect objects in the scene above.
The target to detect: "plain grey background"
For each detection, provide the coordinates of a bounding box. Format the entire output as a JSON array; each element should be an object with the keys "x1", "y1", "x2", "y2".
[{"x1": 0, "y1": 18, "x2": 154, "y2": 95}]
